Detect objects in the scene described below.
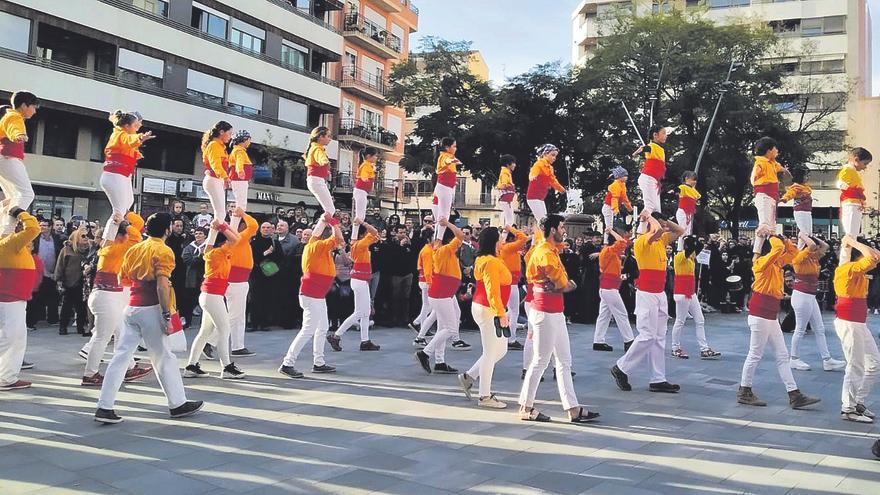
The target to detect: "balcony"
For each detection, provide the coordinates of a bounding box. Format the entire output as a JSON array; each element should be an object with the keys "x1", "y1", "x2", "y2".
[
  {"x1": 337, "y1": 118, "x2": 398, "y2": 152},
  {"x1": 372, "y1": 0, "x2": 403, "y2": 13},
  {"x1": 332, "y1": 172, "x2": 354, "y2": 193},
  {"x1": 343, "y1": 13, "x2": 403, "y2": 59},
  {"x1": 265, "y1": 0, "x2": 342, "y2": 32},
  {"x1": 340, "y1": 66, "x2": 388, "y2": 104}
]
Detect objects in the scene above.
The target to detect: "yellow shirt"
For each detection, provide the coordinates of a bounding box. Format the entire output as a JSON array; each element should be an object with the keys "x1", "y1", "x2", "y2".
[
  {"x1": 496, "y1": 166, "x2": 514, "y2": 190},
  {"x1": 633, "y1": 232, "x2": 670, "y2": 293},
  {"x1": 498, "y1": 228, "x2": 527, "y2": 277},
  {"x1": 751, "y1": 237, "x2": 796, "y2": 298},
  {"x1": 0, "y1": 108, "x2": 26, "y2": 142},
  {"x1": 0, "y1": 211, "x2": 40, "y2": 302},
  {"x1": 121, "y1": 237, "x2": 175, "y2": 282},
  {"x1": 835, "y1": 257, "x2": 877, "y2": 300},
  {"x1": 525, "y1": 239, "x2": 568, "y2": 290},
  {"x1": 104, "y1": 127, "x2": 142, "y2": 161},
  {"x1": 96, "y1": 212, "x2": 144, "y2": 276},
  {"x1": 202, "y1": 139, "x2": 229, "y2": 179},
  {"x1": 436, "y1": 151, "x2": 458, "y2": 175},
  {"x1": 606, "y1": 180, "x2": 631, "y2": 213},
  {"x1": 229, "y1": 145, "x2": 252, "y2": 180},
  {"x1": 418, "y1": 243, "x2": 434, "y2": 284},
  {"x1": 837, "y1": 164, "x2": 865, "y2": 205},
  {"x1": 751, "y1": 156, "x2": 783, "y2": 186},
  {"x1": 678, "y1": 184, "x2": 701, "y2": 200},
  {"x1": 473, "y1": 255, "x2": 512, "y2": 317}
]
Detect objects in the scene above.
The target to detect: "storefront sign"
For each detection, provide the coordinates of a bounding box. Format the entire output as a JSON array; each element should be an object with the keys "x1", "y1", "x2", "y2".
[
  {"x1": 143, "y1": 177, "x2": 166, "y2": 194},
  {"x1": 256, "y1": 191, "x2": 279, "y2": 202},
  {"x1": 164, "y1": 180, "x2": 178, "y2": 196}
]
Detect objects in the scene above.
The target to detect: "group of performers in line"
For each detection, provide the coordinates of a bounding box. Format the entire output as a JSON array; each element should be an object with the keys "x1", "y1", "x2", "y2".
[{"x1": 0, "y1": 89, "x2": 878, "y2": 431}]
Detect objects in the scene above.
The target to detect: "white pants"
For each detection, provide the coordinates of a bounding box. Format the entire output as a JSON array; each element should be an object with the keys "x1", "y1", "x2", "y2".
[
  {"x1": 100, "y1": 172, "x2": 134, "y2": 242},
  {"x1": 834, "y1": 318, "x2": 880, "y2": 411},
  {"x1": 519, "y1": 307, "x2": 578, "y2": 410},
  {"x1": 594, "y1": 288, "x2": 635, "y2": 344},
  {"x1": 433, "y1": 183, "x2": 455, "y2": 241},
  {"x1": 0, "y1": 157, "x2": 35, "y2": 235},
  {"x1": 752, "y1": 192, "x2": 777, "y2": 254},
  {"x1": 351, "y1": 188, "x2": 368, "y2": 241},
  {"x1": 670, "y1": 294, "x2": 708, "y2": 351},
  {"x1": 189, "y1": 293, "x2": 232, "y2": 368},
  {"x1": 675, "y1": 208, "x2": 693, "y2": 251},
  {"x1": 226, "y1": 282, "x2": 249, "y2": 351},
  {"x1": 307, "y1": 176, "x2": 336, "y2": 217},
  {"x1": 82, "y1": 287, "x2": 132, "y2": 360},
  {"x1": 499, "y1": 200, "x2": 514, "y2": 227},
  {"x1": 839, "y1": 203, "x2": 862, "y2": 263},
  {"x1": 527, "y1": 199, "x2": 547, "y2": 224},
  {"x1": 85, "y1": 290, "x2": 136, "y2": 376},
  {"x1": 229, "y1": 181, "x2": 248, "y2": 231},
  {"x1": 506, "y1": 284, "x2": 521, "y2": 343},
  {"x1": 740, "y1": 315, "x2": 797, "y2": 392},
  {"x1": 203, "y1": 175, "x2": 227, "y2": 246},
  {"x1": 637, "y1": 174, "x2": 661, "y2": 233},
  {"x1": 790, "y1": 290, "x2": 830, "y2": 360},
  {"x1": 422, "y1": 296, "x2": 459, "y2": 364},
  {"x1": 336, "y1": 279, "x2": 371, "y2": 341},
  {"x1": 523, "y1": 301, "x2": 534, "y2": 369},
  {"x1": 0, "y1": 300, "x2": 27, "y2": 386},
  {"x1": 466, "y1": 303, "x2": 508, "y2": 398},
  {"x1": 601, "y1": 204, "x2": 614, "y2": 233},
  {"x1": 97, "y1": 305, "x2": 188, "y2": 410},
  {"x1": 794, "y1": 210, "x2": 811, "y2": 248},
  {"x1": 282, "y1": 295, "x2": 328, "y2": 368},
  {"x1": 414, "y1": 282, "x2": 432, "y2": 326},
  {"x1": 617, "y1": 291, "x2": 668, "y2": 384}
]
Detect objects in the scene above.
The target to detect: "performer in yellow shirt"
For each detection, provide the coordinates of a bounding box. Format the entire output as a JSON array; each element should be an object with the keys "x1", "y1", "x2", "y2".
[
  {"x1": 780, "y1": 167, "x2": 813, "y2": 248},
  {"x1": 525, "y1": 144, "x2": 565, "y2": 223},
  {"x1": 837, "y1": 147, "x2": 873, "y2": 262},
  {"x1": 601, "y1": 167, "x2": 632, "y2": 233},
  {"x1": 100, "y1": 110, "x2": 153, "y2": 242},
  {"x1": 201, "y1": 121, "x2": 233, "y2": 246},
  {"x1": 632, "y1": 125, "x2": 667, "y2": 234},
  {"x1": 227, "y1": 130, "x2": 253, "y2": 232},
  {"x1": 670, "y1": 236, "x2": 720, "y2": 360},
  {"x1": 412, "y1": 226, "x2": 437, "y2": 348},
  {"x1": 0, "y1": 91, "x2": 39, "y2": 236},
  {"x1": 593, "y1": 227, "x2": 634, "y2": 352},
  {"x1": 351, "y1": 147, "x2": 377, "y2": 241},
  {"x1": 432, "y1": 137, "x2": 461, "y2": 241},
  {"x1": 675, "y1": 171, "x2": 700, "y2": 251},
  {"x1": 750, "y1": 136, "x2": 790, "y2": 254},
  {"x1": 330, "y1": 219, "x2": 381, "y2": 351},
  {"x1": 496, "y1": 154, "x2": 517, "y2": 227},
  {"x1": 305, "y1": 126, "x2": 338, "y2": 224}
]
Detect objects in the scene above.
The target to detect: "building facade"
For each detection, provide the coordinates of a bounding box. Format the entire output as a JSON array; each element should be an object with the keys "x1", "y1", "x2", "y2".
[
  {"x1": 571, "y1": 0, "x2": 877, "y2": 234},
  {"x1": 0, "y1": 0, "x2": 346, "y2": 221}
]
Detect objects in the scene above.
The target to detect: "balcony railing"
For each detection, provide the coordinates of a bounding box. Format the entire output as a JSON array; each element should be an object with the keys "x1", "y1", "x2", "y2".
[
  {"x1": 343, "y1": 14, "x2": 403, "y2": 54},
  {"x1": 0, "y1": 47, "x2": 311, "y2": 134},
  {"x1": 265, "y1": 0, "x2": 341, "y2": 33},
  {"x1": 338, "y1": 118, "x2": 399, "y2": 148},
  {"x1": 340, "y1": 66, "x2": 387, "y2": 96},
  {"x1": 404, "y1": 0, "x2": 419, "y2": 15},
  {"x1": 99, "y1": 0, "x2": 339, "y2": 87}
]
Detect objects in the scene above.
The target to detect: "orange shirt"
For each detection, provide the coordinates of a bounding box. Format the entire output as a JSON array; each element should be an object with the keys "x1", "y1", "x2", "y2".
[
  {"x1": 94, "y1": 212, "x2": 144, "y2": 291},
  {"x1": 428, "y1": 238, "x2": 462, "y2": 298},
  {"x1": 418, "y1": 243, "x2": 434, "y2": 284},
  {"x1": 202, "y1": 139, "x2": 229, "y2": 179},
  {"x1": 229, "y1": 145, "x2": 253, "y2": 181},
  {"x1": 522, "y1": 230, "x2": 544, "y2": 303},
  {"x1": 526, "y1": 158, "x2": 564, "y2": 200},
  {"x1": 748, "y1": 237, "x2": 796, "y2": 319},
  {"x1": 604, "y1": 180, "x2": 631, "y2": 213},
  {"x1": 201, "y1": 243, "x2": 233, "y2": 295},
  {"x1": 835, "y1": 256, "x2": 878, "y2": 323},
  {"x1": 355, "y1": 160, "x2": 376, "y2": 192},
  {"x1": 473, "y1": 255, "x2": 512, "y2": 317},
  {"x1": 751, "y1": 156, "x2": 783, "y2": 197},
  {"x1": 498, "y1": 227, "x2": 527, "y2": 280},
  {"x1": 640, "y1": 142, "x2": 666, "y2": 180},
  {"x1": 634, "y1": 232, "x2": 671, "y2": 293},
  {"x1": 599, "y1": 240, "x2": 628, "y2": 289},
  {"x1": 103, "y1": 127, "x2": 143, "y2": 176},
  {"x1": 673, "y1": 251, "x2": 696, "y2": 297},
  {"x1": 0, "y1": 108, "x2": 27, "y2": 159},
  {"x1": 791, "y1": 247, "x2": 820, "y2": 294},
  {"x1": 496, "y1": 166, "x2": 515, "y2": 202},
  {"x1": 306, "y1": 143, "x2": 330, "y2": 179},
  {"x1": 436, "y1": 151, "x2": 458, "y2": 187},
  {"x1": 781, "y1": 183, "x2": 812, "y2": 212},
  {"x1": 0, "y1": 211, "x2": 39, "y2": 302},
  {"x1": 526, "y1": 238, "x2": 568, "y2": 313},
  {"x1": 121, "y1": 237, "x2": 175, "y2": 306},
  {"x1": 229, "y1": 214, "x2": 258, "y2": 282},
  {"x1": 350, "y1": 233, "x2": 379, "y2": 281},
  {"x1": 300, "y1": 235, "x2": 339, "y2": 297}
]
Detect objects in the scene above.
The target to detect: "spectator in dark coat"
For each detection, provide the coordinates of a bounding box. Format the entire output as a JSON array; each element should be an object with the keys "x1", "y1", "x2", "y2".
[
  {"x1": 250, "y1": 222, "x2": 284, "y2": 330},
  {"x1": 28, "y1": 218, "x2": 64, "y2": 328},
  {"x1": 180, "y1": 227, "x2": 207, "y2": 328}
]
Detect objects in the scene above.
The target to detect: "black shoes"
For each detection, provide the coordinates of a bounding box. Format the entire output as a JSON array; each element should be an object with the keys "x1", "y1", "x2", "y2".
[
  {"x1": 58, "y1": 327, "x2": 68, "y2": 335},
  {"x1": 873, "y1": 439, "x2": 880, "y2": 459},
  {"x1": 360, "y1": 340, "x2": 380, "y2": 351},
  {"x1": 507, "y1": 341, "x2": 524, "y2": 351},
  {"x1": 434, "y1": 363, "x2": 458, "y2": 374},
  {"x1": 610, "y1": 365, "x2": 631, "y2": 391},
  {"x1": 788, "y1": 389, "x2": 821, "y2": 409},
  {"x1": 170, "y1": 400, "x2": 204, "y2": 418},
  {"x1": 416, "y1": 351, "x2": 432, "y2": 374},
  {"x1": 202, "y1": 344, "x2": 216, "y2": 360},
  {"x1": 623, "y1": 340, "x2": 634, "y2": 352},
  {"x1": 221, "y1": 363, "x2": 246, "y2": 380},
  {"x1": 649, "y1": 381, "x2": 680, "y2": 393},
  {"x1": 327, "y1": 334, "x2": 342, "y2": 352},
  {"x1": 593, "y1": 343, "x2": 613, "y2": 352},
  {"x1": 278, "y1": 365, "x2": 304, "y2": 378},
  {"x1": 230, "y1": 348, "x2": 256, "y2": 357},
  {"x1": 312, "y1": 364, "x2": 336, "y2": 373},
  {"x1": 451, "y1": 340, "x2": 471, "y2": 351},
  {"x1": 552, "y1": 369, "x2": 576, "y2": 381},
  {"x1": 183, "y1": 363, "x2": 206, "y2": 378},
  {"x1": 94, "y1": 408, "x2": 123, "y2": 424}
]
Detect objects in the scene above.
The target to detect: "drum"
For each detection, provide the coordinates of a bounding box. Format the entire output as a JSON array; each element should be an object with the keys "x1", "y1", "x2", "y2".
[{"x1": 726, "y1": 275, "x2": 743, "y2": 293}]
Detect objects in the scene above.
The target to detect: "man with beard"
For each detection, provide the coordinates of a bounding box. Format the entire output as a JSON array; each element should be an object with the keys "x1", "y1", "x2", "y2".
[
  {"x1": 250, "y1": 222, "x2": 284, "y2": 331},
  {"x1": 275, "y1": 219, "x2": 300, "y2": 328},
  {"x1": 166, "y1": 219, "x2": 189, "y2": 322}
]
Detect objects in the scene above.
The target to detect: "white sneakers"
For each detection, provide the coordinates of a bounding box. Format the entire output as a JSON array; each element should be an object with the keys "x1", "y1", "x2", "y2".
[
  {"x1": 478, "y1": 394, "x2": 507, "y2": 409},
  {"x1": 789, "y1": 358, "x2": 811, "y2": 371},
  {"x1": 822, "y1": 358, "x2": 846, "y2": 371},
  {"x1": 841, "y1": 411, "x2": 874, "y2": 423}
]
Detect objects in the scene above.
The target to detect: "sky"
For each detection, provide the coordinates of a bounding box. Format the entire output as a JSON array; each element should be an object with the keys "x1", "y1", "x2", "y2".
[{"x1": 416, "y1": 0, "x2": 880, "y2": 96}]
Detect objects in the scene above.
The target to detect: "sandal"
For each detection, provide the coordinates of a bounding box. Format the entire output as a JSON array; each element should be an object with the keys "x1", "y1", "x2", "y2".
[
  {"x1": 520, "y1": 407, "x2": 551, "y2": 423},
  {"x1": 570, "y1": 407, "x2": 600, "y2": 424}
]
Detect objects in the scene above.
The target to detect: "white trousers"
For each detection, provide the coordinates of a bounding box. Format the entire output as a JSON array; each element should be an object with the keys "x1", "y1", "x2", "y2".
[
  {"x1": 229, "y1": 181, "x2": 248, "y2": 231},
  {"x1": 97, "y1": 305, "x2": 188, "y2": 410},
  {"x1": 523, "y1": 301, "x2": 534, "y2": 369},
  {"x1": 336, "y1": 279, "x2": 371, "y2": 341},
  {"x1": 210, "y1": 282, "x2": 249, "y2": 351},
  {"x1": 282, "y1": 295, "x2": 328, "y2": 368},
  {"x1": 414, "y1": 282, "x2": 433, "y2": 326},
  {"x1": 203, "y1": 175, "x2": 227, "y2": 246},
  {"x1": 675, "y1": 208, "x2": 693, "y2": 251},
  {"x1": 670, "y1": 294, "x2": 708, "y2": 351},
  {"x1": 741, "y1": 315, "x2": 798, "y2": 392},
  {"x1": 86, "y1": 290, "x2": 136, "y2": 376},
  {"x1": 499, "y1": 200, "x2": 514, "y2": 227},
  {"x1": 82, "y1": 287, "x2": 132, "y2": 360},
  {"x1": 839, "y1": 203, "x2": 862, "y2": 263},
  {"x1": 594, "y1": 288, "x2": 635, "y2": 344},
  {"x1": 433, "y1": 183, "x2": 455, "y2": 241},
  {"x1": 793, "y1": 210, "x2": 812, "y2": 248},
  {"x1": 790, "y1": 290, "x2": 830, "y2": 360},
  {"x1": 422, "y1": 296, "x2": 459, "y2": 364},
  {"x1": 601, "y1": 204, "x2": 614, "y2": 233},
  {"x1": 637, "y1": 174, "x2": 661, "y2": 233},
  {"x1": 100, "y1": 172, "x2": 135, "y2": 242},
  {"x1": 189, "y1": 293, "x2": 232, "y2": 368},
  {"x1": 752, "y1": 192, "x2": 777, "y2": 254},
  {"x1": 506, "y1": 284, "x2": 521, "y2": 343},
  {"x1": 307, "y1": 176, "x2": 336, "y2": 217},
  {"x1": 519, "y1": 307, "x2": 578, "y2": 410},
  {"x1": 617, "y1": 290, "x2": 668, "y2": 383},
  {"x1": 351, "y1": 188, "x2": 368, "y2": 241},
  {"x1": 466, "y1": 303, "x2": 509, "y2": 398},
  {"x1": 0, "y1": 157, "x2": 35, "y2": 235},
  {"x1": 0, "y1": 300, "x2": 27, "y2": 386},
  {"x1": 834, "y1": 318, "x2": 880, "y2": 411},
  {"x1": 527, "y1": 199, "x2": 547, "y2": 224}
]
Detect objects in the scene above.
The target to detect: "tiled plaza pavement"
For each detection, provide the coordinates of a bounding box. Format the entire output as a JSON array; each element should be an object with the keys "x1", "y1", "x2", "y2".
[{"x1": 2, "y1": 311, "x2": 879, "y2": 495}]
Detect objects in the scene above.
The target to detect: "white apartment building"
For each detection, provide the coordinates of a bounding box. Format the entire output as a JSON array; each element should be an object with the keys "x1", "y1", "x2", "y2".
[
  {"x1": 571, "y1": 0, "x2": 876, "y2": 234},
  {"x1": 0, "y1": 0, "x2": 345, "y2": 221}
]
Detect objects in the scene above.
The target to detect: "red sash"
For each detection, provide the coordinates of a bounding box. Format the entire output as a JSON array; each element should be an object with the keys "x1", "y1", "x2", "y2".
[
  {"x1": 355, "y1": 178, "x2": 374, "y2": 192},
  {"x1": 437, "y1": 170, "x2": 457, "y2": 187},
  {"x1": 840, "y1": 187, "x2": 866, "y2": 203},
  {"x1": 307, "y1": 164, "x2": 329, "y2": 179},
  {"x1": 103, "y1": 153, "x2": 138, "y2": 177},
  {"x1": 603, "y1": 191, "x2": 614, "y2": 206},
  {"x1": 499, "y1": 191, "x2": 514, "y2": 202},
  {"x1": 636, "y1": 269, "x2": 666, "y2": 293},
  {"x1": 94, "y1": 271, "x2": 123, "y2": 292},
  {"x1": 130, "y1": 280, "x2": 159, "y2": 306},
  {"x1": 524, "y1": 283, "x2": 534, "y2": 303},
  {"x1": 641, "y1": 157, "x2": 665, "y2": 181},
  {"x1": 230, "y1": 164, "x2": 253, "y2": 181},
  {"x1": 753, "y1": 183, "x2": 779, "y2": 198},
  {"x1": 351, "y1": 262, "x2": 372, "y2": 281},
  {"x1": 793, "y1": 273, "x2": 818, "y2": 295},
  {"x1": 0, "y1": 138, "x2": 24, "y2": 159},
  {"x1": 204, "y1": 157, "x2": 229, "y2": 178},
  {"x1": 748, "y1": 291, "x2": 781, "y2": 320},
  {"x1": 599, "y1": 273, "x2": 621, "y2": 290},
  {"x1": 201, "y1": 277, "x2": 229, "y2": 295},
  {"x1": 526, "y1": 175, "x2": 550, "y2": 200},
  {"x1": 428, "y1": 273, "x2": 460, "y2": 299},
  {"x1": 0, "y1": 267, "x2": 37, "y2": 302},
  {"x1": 532, "y1": 287, "x2": 564, "y2": 314},
  {"x1": 473, "y1": 281, "x2": 512, "y2": 309},
  {"x1": 673, "y1": 274, "x2": 695, "y2": 297},
  {"x1": 678, "y1": 196, "x2": 697, "y2": 215},
  {"x1": 228, "y1": 265, "x2": 251, "y2": 283},
  {"x1": 793, "y1": 195, "x2": 813, "y2": 212},
  {"x1": 300, "y1": 272, "x2": 334, "y2": 298},
  {"x1": 836, "y1": 296, "x2": 868, "y2": 323}
]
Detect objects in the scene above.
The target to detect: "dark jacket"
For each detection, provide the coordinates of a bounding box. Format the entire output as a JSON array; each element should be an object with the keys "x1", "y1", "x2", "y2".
[
  {"x1": 166, "y1": 232, "x2": 190, "y2": 288},
  {"x1": 33, "y1": 232, "x2": 64, "y2": 258},
  {"x1": 181, "y1": 241, "x2": 206, "y2": 289}
]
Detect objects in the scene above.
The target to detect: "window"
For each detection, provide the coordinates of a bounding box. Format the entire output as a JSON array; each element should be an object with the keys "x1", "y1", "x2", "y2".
[
  {"x1": 118, "y1": 48, "x2": 164, "y2": 88},
  {"x1": 281, "y1": 41, "x2": 309, "y2": 71},
  {"x1": 0, "y1": 12, "x2": 30, "y2": 53},
  {"x1": 132, "y1": 0, "x2": 168, "y2": 17},
  {"x1": 191, "y1": 3, "x2": 228, "y2": 39},
  {"x1": 652, "y1": 0, "x2": 671, "y2": 13},
  {"x1": 708, "y1": 0, "x2": 750, "y2": 8},
  {"x1": 805, "y1": 93, "x2": 846, "y2": 113},
  {"x1": 278, "y1": 98, "x2": 308, "y2": 127},
  {"x1": 186, "y1": 69, "x2": 225, "y2": 106},
  {"x1": 140, "y1": 133, "x2": 199, "y2": 174},
  {"x1": 800, "y1": 18, "x2": 822, "y2": 37},
  {"x1": 230, "y1": 19, "x2": 265, "y2": 54},
  {"x1": 823, "y1": 16, "x2": 846, "y2": 35},
  {"x1": 90, "y1": 125, "x2": 111, "y2": 162},
  {"x1": 799, "y1": 58, "x2": 846, "y2": 74},
  {"x1": 41, "y1": 110, "x2": 78, "y2": 159},
  {"x1": 226, "y1": 82, "x2": 263, "y2": 115},
  {"x1": 361, "y1": 107, "x2": 381, "y2": 129}
]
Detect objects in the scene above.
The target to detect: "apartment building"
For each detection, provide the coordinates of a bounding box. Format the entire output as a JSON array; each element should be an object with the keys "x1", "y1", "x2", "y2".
[
  {"x1": 333, "y1": 0, "x2": 418, "y2": 213},
  {"x1": 0, "y1": 0, "x2": 344, "y2": 221},
  {"x1": 571, "y1": 0, "x2": 877, "y2": 234}
]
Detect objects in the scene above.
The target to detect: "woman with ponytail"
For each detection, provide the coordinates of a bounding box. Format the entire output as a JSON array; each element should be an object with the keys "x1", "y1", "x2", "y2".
[
  {"x1": 201, "y1": 121, "x2": 234, "y2": 245},
  {"x1": 0, "y1": 90, "x2": 39, "y2": 236},
  {"x1": 526, "y1": 144, "x2": 565, "y2": 224},
  {"x1": 351, "y1": 147, "x2": 377, "y2": 241},
  {"x1": 228, "y1": 130, "x2": 252, "y2": 231},
  {"x1": 305, "y1": 126, "x2": 337, "y2": 224},
  {"x1": 101, "y1": 110, "x2": 154, "y2": 242},
  {"x1": 433, "y1": 137, "x2": 461, "y2": 241}
]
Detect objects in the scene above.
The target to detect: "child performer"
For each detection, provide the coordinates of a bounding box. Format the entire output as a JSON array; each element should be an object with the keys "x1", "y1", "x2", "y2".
[
  {"x1": 602, "y1": 166, "x2": 632, "y2": 233},
  {"x1": 496, "y1": 154, "x2": 517, "y2": 227},
  {"x1": 525, "y1": 144, "x2": 565, "y2": 224},
  {"x1": 676, "y1": 171, "x2": 700, "y2": 251},
  {"x1": 0, "y1": 91, "x2": 39, "y2": 236},
  {"x1": 329, "y1": 219, "x2": 381, "y2": 351},
  {"x1": 837, "y1": 148, "x2": 873, "y2": 262},
  {"x1": 202, "y1": 121, "x2": 233, "y2": 246},
  {"x1": 351, "y1": 147, "x2": 377, "y2": 242},
  {"x1": 633, "y1": 125, "x2": 667, "y2": 234},
  {"x1": 101, "y1": 111, "x2": 153, "y2": 242},
  {"x1": 433, "y1": 137, "x2": 461, "y2": 241},
  {"x1": 305, "y1": 126, "x2": 337, "y2": 224},
  {"x1": 750, "y1": 137, "x2": 789, "y2": 255},
  {"x1": 670, "y1": 236, "x2": 720, "y2": 360},
  {"x1": 780, "y1": 167, "x2": 812, "y2": 248},
  {"x1": 593, "y1": 227, "x2": 635, "y2": 353},
  {"x1": 228, "y1": 130, "x2": 252, "y2": 232}
]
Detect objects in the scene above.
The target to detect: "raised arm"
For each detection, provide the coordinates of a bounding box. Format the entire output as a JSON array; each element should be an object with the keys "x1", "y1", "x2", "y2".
[{"x1": 440, "y1": 218, "x2": 467, "y2": 241}]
